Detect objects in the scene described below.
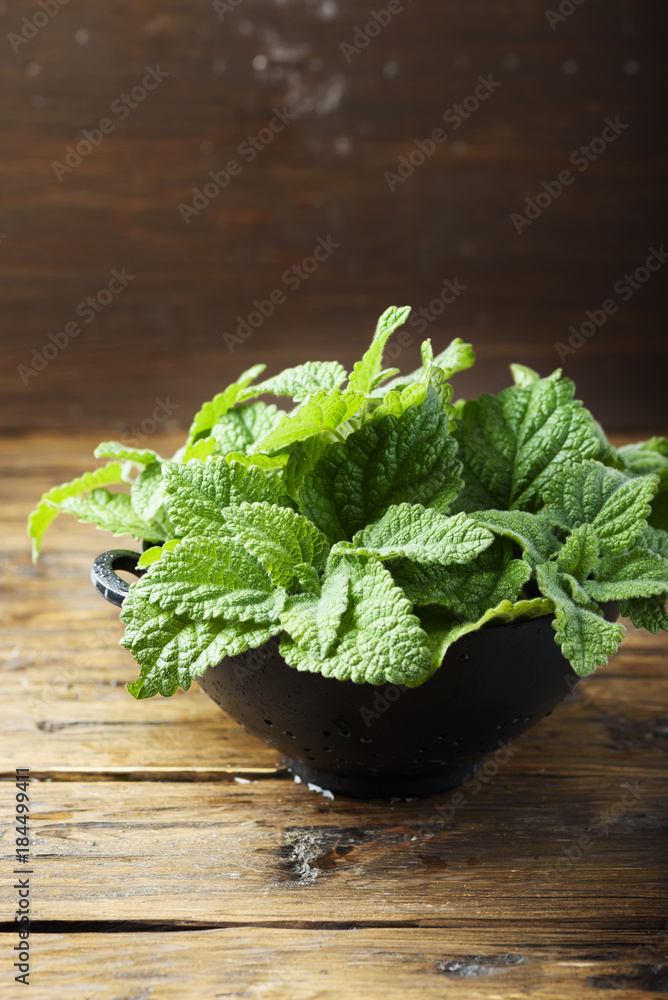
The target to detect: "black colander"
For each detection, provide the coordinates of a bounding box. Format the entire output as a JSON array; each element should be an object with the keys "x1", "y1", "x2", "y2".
[{"x1": 92, "y1": 548, "x2": 618, "y2": 799}]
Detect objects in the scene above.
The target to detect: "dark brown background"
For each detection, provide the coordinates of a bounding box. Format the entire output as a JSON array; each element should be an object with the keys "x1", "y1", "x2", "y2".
[{"x1": 1, "y1": 0, "x2": 666, "y2": 435}]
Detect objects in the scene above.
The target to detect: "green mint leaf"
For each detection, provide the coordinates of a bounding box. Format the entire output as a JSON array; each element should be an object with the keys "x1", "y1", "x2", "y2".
[
  {"x1": 94, "y1": 442, "x2": 162, "y2": 465},
  {"x1": 237, "y1": 361, "x2": 348, "y2": 402},
  {"x1": 251, "y1": 389, "x2": 365, "y2": 454},
  {"x1": 131, "y1": 462, "x2": 165, "y2": 521},
  {"x1": 556, "y1": 524, "x2": 600, "y2": 581},
  {"x1": 369, "y1": 367, "x2": 401, "y2": 391},
  {"x1": 163, "y1": 457, "x2": 292, "y2": 538},
  {"x1": 137, "y1": 539, "x2": 181, "y2": 568},
  {"x1": 469, "y1": 509, "x2": 559, "y2": 569},
  {"x1": 225, "y1": 451, "x2": 289, "y2": 472},
  {"x1": 282, "y1": 436, "x2": 331, "y2": 502},
  {"x1": 220, "y1": 502, "x2": 330, "y2": 587},
  {"x1": 292, "y1": 562, "x2": 322, "y2": 595},
  {"x1": 382, "y1": 337, "x2": 475, "y2": 393},
  {"x1": 392, "y1": 537, "x2": 530, "y2": 614},
  {"x1": 131, "y1": 536, "x2": 284, "y2": 623},
  {"x1": 536, "y1": 561, "x2": 625, "y2": 677},
  {"x1": 543, "y1": 459, "x2": 658, "y2": 554},
  {"x1": 186, "y1": 363, "x2": 266, "y2": 445},
  {"x1": 210, "y1": 401, "x2": 286, "y2": 456},
  {"x1": 59, "y1": 489, "x2": 166, "y2": 542},
  {"x1": 346, "y1": 504, "x2": 493, "y2": 565},
  {"x1": 279, "y1": 555, "x2": 432, "y2": 686},
  {"x1": 300, "y1": 386, "x2": 463, "y2": 541},
  {"x1": 417, "y1": 597, "x2": 553, "y2": 669},
  {"x1": 279, "y1": 568, "x2": 350, "y2": 659},
  {"x1": 347, "y1": 305, "x2": 411, "y2": 394},
  {"x1": 28, "y1": 461, "x2": 125, "y2": 559},
  {"x1": 618, "y1": 437, "x2": 668, "y2": 531},
  {"x1": 454, "y1": 371, "x2": 611, "y2": 511},
  {"x1": 638, "y1": 525, "x2": 668, "y2": 559},
  {"x1": 618, "y1": 595, "x2": 668, "y2": 634},
  {"x1": 585, "y1": 547, "x2": 668, "y2": 602},
  {"x1": 509, "y1": 363, "x2": 540, "y2": 387},
  {"x1": 121, "y1": 593, "x2": 275, "y2": 699}
]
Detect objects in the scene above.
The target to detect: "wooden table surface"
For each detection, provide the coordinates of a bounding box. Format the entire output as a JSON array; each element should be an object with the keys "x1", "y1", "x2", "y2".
[{"x1": 1, "y1": 431, "x2": 667, "y2": 999}]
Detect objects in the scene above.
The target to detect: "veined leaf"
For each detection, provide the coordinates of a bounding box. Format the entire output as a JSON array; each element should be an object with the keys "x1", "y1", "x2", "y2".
[
  {"x1": 391, "y1": 537, "x2": 530, "y2": 614},
  {"x1": 94, "y1": 442, "x2": 162, "y2": 465},
  {"x1": 59, "y1": 489, "x2": 167, "y2": 542},
  {"x1": 348, "y1": 305, "x2": 412, "y2": 394},
  {"x1": 279, "y1": 555, "x2": 433, "y2": 686},
  {"x1": 510, "y1": 363, "x2": 540, "y2": 387},
  {"x1": 131, "y1": 536, "x2": 284, "y2": 623},
  {"x1": 453, "y1": 371, "x2": 613, "y2": 512},
  {"x1": 121, "y1": 593, "x2": 275, "y2": 699},
  {"x1": 220, "y1": 502, "x2": 330, "y2": 587},
  {"x1": 618, "y1": 595, "x2": 668, "y2": 634},
  {"x1": 250, "y1": 389, "x2": 365, "y2": 454},
  {"x1": 187, "y1": 363, "x2": 266, "y2": 445},
  {"x1": 300, "y1": 385, "x2": 463, "y2": 541},
  {"x1": 210, "y1": 401, "x2": 285, "y2": 456},
  {"x1": 556, "y1": 524, "x2": 600, "y2": 582},
  {"x1": 618, "y1": 437, "x2": 668, "y2": 531},
  {"x1": 346, "y1": 504, "x2": 493, "y2": 566},
  {"x1": 543, "y1": 459, "x2": 658, "y2": 554},
  {"x1": 537, "y1": 561, "x2": 625, "y2": 677},
  {"x1": 162, "y1": 457, "x2": 292, "y2": 538},
  {"x1": 237, "y1": 361, "x2": 347, "y2": 402},
  {"x1": 382, "y1": 337, "x2": 475, "y2": 393},
  {"x1": 585, "y1": 546, "x2": 668, "y2": 602},
  {"x1": 28, "y1": 461, "x2": 125, "y2": 559},
  {"x1": 131, "y1": 462, "x2": 166, "y2": 522},
  {"x1": 469, "y1": 508, "x2": 559, "y2": 569}
]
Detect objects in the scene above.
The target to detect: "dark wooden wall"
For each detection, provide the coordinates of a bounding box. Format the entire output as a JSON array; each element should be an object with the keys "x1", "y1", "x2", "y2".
[{"x1": 1, "y1": 0, "x2": 666, "y2": 434}]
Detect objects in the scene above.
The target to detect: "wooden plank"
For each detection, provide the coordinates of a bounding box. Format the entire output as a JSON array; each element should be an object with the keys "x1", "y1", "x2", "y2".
[
  {"x1": 1, "y1": 773, "x2": 665, "y2": 924},
  {"x1": 1, "y1": 2, "x2": 667, "y2": 432},
  {"x1": 4, "y1": 928, "x2": 668, "y2": 1000}
]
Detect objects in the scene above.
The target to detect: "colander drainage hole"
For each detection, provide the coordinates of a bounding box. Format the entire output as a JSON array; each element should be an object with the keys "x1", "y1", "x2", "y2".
[
  {"x1": 360, "y1": 736, "x2": 372, "y2": 744},
  {"x1": 322, "y1": 730, "x2": 332, "y2": 737},
  {"x1": 339, "y1": 730, "x2": 351, "y2": 737},
  {"x1": 321, "y1": 747, "x2": 332, "y2": 752},
  {"x1": 264, "y1": 719, "x2": 273, "y2": 726},
  {"x1": 283, "y1": 731, "x2": 296, "y2": 739},
  {"x1": 496, "y1": 722, "x2": 506, "y2": 730}
]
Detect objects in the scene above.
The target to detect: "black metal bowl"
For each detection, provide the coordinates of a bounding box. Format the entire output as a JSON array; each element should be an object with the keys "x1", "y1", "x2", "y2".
[{"x1": 92, "y1": 548, "x2": 618, "y2": 799}]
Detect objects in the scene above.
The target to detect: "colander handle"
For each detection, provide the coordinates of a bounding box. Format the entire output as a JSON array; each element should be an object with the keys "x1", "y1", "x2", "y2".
[{"x1": 91, "y1": 549, "x2": 145, "y2": 607}]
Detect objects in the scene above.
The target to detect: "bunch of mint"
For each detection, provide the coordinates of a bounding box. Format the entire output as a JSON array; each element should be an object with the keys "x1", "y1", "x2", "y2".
[{"x1": 29, "y1": 306, "x2": 668, "y2": 699}]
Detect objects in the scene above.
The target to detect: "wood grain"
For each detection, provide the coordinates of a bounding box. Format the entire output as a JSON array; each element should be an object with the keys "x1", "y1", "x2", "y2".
[
  {"x1": 1, "y1": 430, "x2": 666, "y2": 996},
  {"x1": 1, "y1": 1, "x2": 667, "y2": 432},
  {"x1": 9, "y1": 930, "x2": 668, "y2": 1000}
]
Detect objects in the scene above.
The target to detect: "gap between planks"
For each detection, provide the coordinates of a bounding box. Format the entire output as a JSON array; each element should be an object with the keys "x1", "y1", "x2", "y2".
[{"x1": 0, "y1": 766, "x2": 287, "y2": 782}]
